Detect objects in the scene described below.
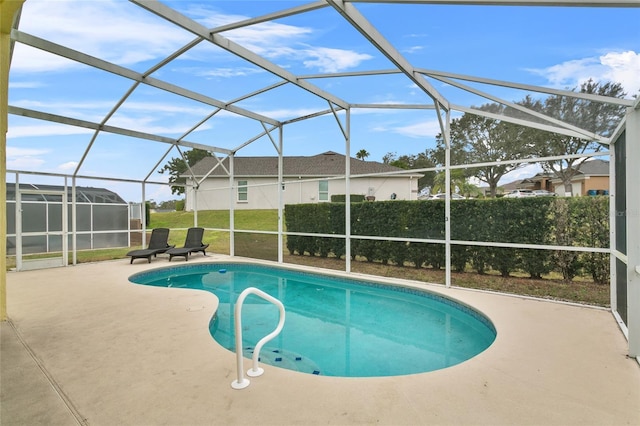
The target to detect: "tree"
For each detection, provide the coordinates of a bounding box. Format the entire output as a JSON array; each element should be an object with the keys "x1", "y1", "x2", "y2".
[
  {"x1": 383, "y1": 151, "x2": 436, "y2": 191},
  {"x1": 520, "y1": 79, "x2": 626, "y2": 196},
  {"x1": 432, "y1": 103, "x2": 531, "y2": 197},
  {"x1": 158, "y1": 149, "x2": 213, "y2": 195},
  {"x1": 431, "y1": 169, "x2": 467, "y2": 195},
  {"x1": 356, "y1": 149, "x2": 370, "y2": 160}
]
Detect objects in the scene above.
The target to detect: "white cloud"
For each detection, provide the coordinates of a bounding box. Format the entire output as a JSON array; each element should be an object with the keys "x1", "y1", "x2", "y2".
[
  {"x1": 404, "y1": 46, "x2": 424, "y2": 54},
  {"x1": 300, "y1": 47, "x2": 373, "y2": 73},
  {"x1": 527, "y1": 50, "x2": 640, "y2": 97},
  {"x1": 13, "y1": 0, "x2": 193, "y2": 73},
  {"x1": 6, "y1": 147, "x2": 49, "y2": 157},
  {"x1": 7, "y1": 124, "x2": 92, "y2": 139},
  {"x1": 58, "y1": 162, "x2": 79, "y2": 171},
  {"x1": 184, "y1": 6, "x2": 372, "y2": 73},
  {"x1": 13, "y1": 0, "x2": 372, "y2": 78},
  {"x1": 195, "y1": 67, "x2": 266, "y2": 78},
  {"x1": 8, "y1": 100, "x2": 217, "y2": 138},
  {"x1": 8, "y1": 80, "x2": 45, "y2": 89},
  {"x1": 7, "y1": 157, "x2": 46, "y2": 169},
  {"x1": 388, "y1": 119, "x2": 443, "y2": 138},
  {"x1": 6, "y1": 147, "x2": 49, "y2": 169}
]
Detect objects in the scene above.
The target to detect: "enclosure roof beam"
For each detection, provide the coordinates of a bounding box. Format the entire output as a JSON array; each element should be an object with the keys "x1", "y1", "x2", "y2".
[
  {"x1": 350, "y1": 103, "x2": 437, "y2": 110},
  {"x1": 10, "y1": 29, "x2": 279, "y2": 126},
  {"x1": 418, "y1": 68, "x2": 635, "y2": 107},
  {"x1": 433, "y1": 74, "x2": 608, "y2": 143},
  {"x1": 8, "y1": 106, "x2": 234, "y2": 154},
  {"x1": 347, "y1": 0, "x2": 640, "y2": 7},
  {"x1": 210, "y1": 1, "x2": 328, "y2": 34},
  {"x1": 304, "y1": 67, "x2": 634, "y2": 107},
  {"x1": 6, "y1": 169, "x2": 167, "y2": 185},
  {"x1": 131, "y1": 0, "x2": 350, "y2": 111},
  {"x1": 453, "y1": 104, "x2": 608, "y2": 142},
  {"x1": 325, "y1": 0, "x2": 450, "y2": 111}
]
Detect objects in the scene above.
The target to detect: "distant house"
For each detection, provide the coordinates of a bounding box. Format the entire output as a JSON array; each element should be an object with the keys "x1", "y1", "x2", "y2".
[
  {"x1": 519, "y1": 172, "x2": 555, "y2": 193},
  {"x1": 499, "y1": 159, "x2": 610, "y2": 196},
  {"x1": 549, "y1": 159, "x2": 610, "y2": 196},
  {"x1": 184, "y1": 151, "x2": 422, "y2": 211}
]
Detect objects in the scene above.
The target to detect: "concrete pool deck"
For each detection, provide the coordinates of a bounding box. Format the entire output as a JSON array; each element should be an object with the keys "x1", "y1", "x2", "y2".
[{"x1": 2, "y1": 255, "x2": 639, "y2": 425}]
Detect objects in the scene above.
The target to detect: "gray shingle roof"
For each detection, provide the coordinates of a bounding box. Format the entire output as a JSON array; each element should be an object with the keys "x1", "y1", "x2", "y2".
[
  {"x1": 189, "y1": 151, "x2": 418, "y2": 177},
  {"x1": 574, "y1": 159, "x2": 609, "y2": 176}
]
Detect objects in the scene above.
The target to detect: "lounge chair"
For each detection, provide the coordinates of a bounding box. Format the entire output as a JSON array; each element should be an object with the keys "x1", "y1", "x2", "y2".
[
  {"x1": 166, "y1": 227, "x2": 209, "y2": 261},
  {"x1": 126, "y1": 228, "x2": 174, "y2": 264}
]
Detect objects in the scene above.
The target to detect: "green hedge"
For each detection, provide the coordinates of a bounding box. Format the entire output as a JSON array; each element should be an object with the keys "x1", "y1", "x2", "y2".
[
  {"x1": 285, "y1": 196, "x2": 610, "y2": 283},
  {"x1": 331, "y1": 194, "x2": 366, "y2": 203}
]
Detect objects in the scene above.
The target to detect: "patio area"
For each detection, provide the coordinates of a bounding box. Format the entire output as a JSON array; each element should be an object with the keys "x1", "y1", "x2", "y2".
[{"x1": 2, "y1": 255, "x2": 639, "y2": 426}]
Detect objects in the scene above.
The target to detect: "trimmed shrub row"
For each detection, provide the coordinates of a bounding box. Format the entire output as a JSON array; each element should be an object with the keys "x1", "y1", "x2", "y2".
[{"x1": 285, "y1": 197, "x2": 610, "y2": 283}]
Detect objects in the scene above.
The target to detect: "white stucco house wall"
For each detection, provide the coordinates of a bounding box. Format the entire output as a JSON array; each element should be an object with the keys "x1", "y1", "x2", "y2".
[{"x1": 184, "y1": 151, "x2": 423, "y2": 211}]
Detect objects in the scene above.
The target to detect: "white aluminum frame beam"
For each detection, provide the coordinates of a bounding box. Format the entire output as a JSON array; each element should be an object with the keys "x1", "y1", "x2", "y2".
[
  {"x1": 8, "y1": 106, "x2": 232, "y2": 154},
  {"x1": 325, "y1": 0, "x2": 450, "y2": 112},
  {"x1": 10, "y1": 30, "x2": 279, "y2": 126},
  {"x1": 453, "y1": 104, "x2": 606, "y2": 141},
  {"x1": 347, "y1": 0, "x2": 640, "y2": 7},
  {"x1": 131, "y1": 0, "x2": 350, "y2": 111},
  {"x1": 433, "y1": 75, "x2": 608, "y2": 143},
  {"x1": 626, "y1": 102, "x2": 640, "y2": 358}
]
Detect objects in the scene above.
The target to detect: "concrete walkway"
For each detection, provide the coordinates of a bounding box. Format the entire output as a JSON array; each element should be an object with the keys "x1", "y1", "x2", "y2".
[{"x1": 2, "y1": 256, "x2": 639, "y2": 425}]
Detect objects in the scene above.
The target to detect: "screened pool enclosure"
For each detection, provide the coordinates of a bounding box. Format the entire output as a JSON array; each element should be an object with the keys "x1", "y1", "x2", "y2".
[
  {"x1": 2, "y1": 0, "x2": 639, "y2": 361},
  {"x1": 5, "y1": 183, "x2": 130, "y2": 270}
]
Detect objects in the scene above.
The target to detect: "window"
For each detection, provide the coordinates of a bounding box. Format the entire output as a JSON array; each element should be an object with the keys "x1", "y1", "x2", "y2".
[
  {"x1": 237, "y1": 180, "x2": 248, "y2": 202},
  {"x1": 318, "y1": 180, "x2": 329, "y2": 201}
]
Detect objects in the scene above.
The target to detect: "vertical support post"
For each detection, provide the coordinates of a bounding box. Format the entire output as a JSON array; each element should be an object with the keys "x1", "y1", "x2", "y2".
[
  {"x1": 345, "y1": 108, "x2": 351, "y2": 273},
  {"x1": 229, "y1": 155, "x2": 235, "y2": 257},
  {"x1": 444, "y1": 109, "x2": 452, "y2": 288},
  {"x1": 193, "y1": 187, "x2": 198, "y2": 228},
  {"x1": 15, "y1": 176, "x2": 21, "y2": 272},
  {"x1": 626, "y1": 104, "x2": 640, "y2": 358},
  {"x1": 72, "y1": 177, "x2": 77, "y2": 265},
  {"x1": 277, "y1": 127, "x2": 284, "y2": 264},
  {"x1": 141, "y1": 183, "x2": 147, "y2": 249},
  {"x1": 0, "y1": 0, "x2": 25, "y2": 320},
  {"x1": 62, "y1": 178, "x2": 68, "y2": 266},
  {"x1": 608, "y1": 143, "x2": 617, "y2": 312}
]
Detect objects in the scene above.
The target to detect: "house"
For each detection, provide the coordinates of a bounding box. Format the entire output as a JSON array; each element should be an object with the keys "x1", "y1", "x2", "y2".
[
  {"x1": 549, "y1": 159, "x2": 610, "y2": 196},
  {"x1": 184, "y1": 151, "x2": 423, "y2": 211},
  {"x1": 499, "y1": 159, "x2": 610, "y2": 197}
]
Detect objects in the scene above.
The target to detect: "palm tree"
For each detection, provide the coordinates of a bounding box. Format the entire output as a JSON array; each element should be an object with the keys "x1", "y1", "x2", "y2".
[
  {"x1": 356, "y1": 149, "x2": 370, "y2": 160},
  {"x1": 431, "y1": 170, "x2": 467, "y2": 195}
]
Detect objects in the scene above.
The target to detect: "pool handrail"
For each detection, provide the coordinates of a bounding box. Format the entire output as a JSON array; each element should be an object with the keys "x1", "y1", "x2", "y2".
[{"x1": 231, "y1": 287, "x2": 286, "y2": 390}]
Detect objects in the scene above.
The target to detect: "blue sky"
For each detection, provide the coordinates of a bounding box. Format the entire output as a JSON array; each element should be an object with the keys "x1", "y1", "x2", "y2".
[{"x1": 7, "y1": 0, "x2": 640, "y2": 202}]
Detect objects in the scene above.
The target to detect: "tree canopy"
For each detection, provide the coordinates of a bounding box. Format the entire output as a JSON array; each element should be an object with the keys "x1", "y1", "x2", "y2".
[
  {"x1": 356, "y1": 149, "x2": 370, "y2": 160},
  {"x1": 520, "y1": 79, "x2": 626, "y2": 195},
  {"x1": 382, "y1": 151, "x2": 436, "y2": 191},
  {"x1": 158, "y1": 149, "x2": 213, "y2": 195},
  {"x1": 432, "y1": 103, "x2": 531, "y2": 197}
]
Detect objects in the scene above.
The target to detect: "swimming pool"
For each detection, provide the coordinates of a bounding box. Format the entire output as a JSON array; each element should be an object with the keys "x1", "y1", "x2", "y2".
[{"x1": 129, "y1": 262, "x2": 496, "y2": 377}]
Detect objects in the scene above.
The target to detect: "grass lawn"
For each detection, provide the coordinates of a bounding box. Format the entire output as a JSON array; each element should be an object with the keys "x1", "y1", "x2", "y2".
[{"x1": 5, "y1": 209, "x2": 610, "y2": 307}]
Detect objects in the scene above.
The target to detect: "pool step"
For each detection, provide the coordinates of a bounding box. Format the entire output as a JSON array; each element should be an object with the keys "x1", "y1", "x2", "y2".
[{"x1": 244, "y1": 346, "x2": 321, "y2": 375}]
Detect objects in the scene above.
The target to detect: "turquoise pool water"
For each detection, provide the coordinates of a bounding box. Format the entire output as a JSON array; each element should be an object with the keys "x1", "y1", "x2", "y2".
[{"x1": 129, "y1": 263, "x2": 496, "y2": 377}]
